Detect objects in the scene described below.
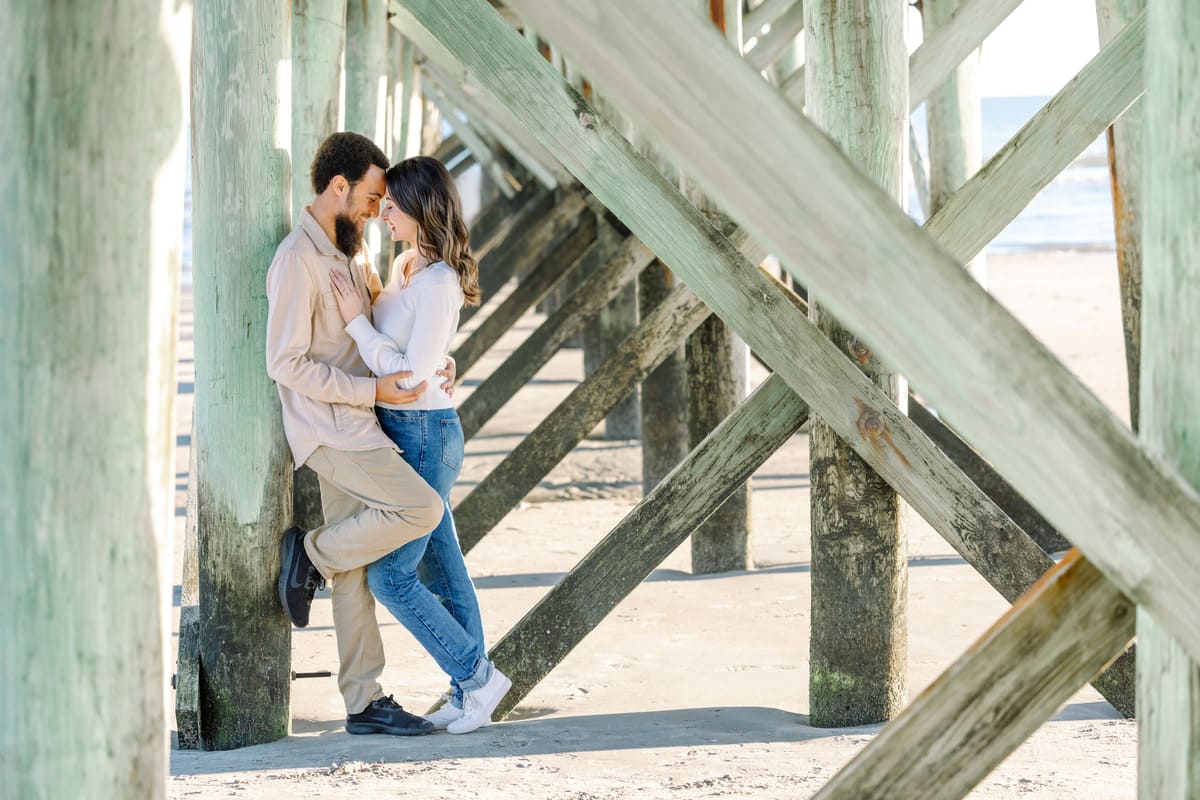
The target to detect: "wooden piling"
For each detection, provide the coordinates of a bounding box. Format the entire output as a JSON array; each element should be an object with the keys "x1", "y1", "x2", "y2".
[
  {"x1": 1, "y1": 3, "x2": 186, "y2": 790},
  {"x1": 804, "y1": 0, "x2": 908, "y2": 727},
  {"x1": 192, "y1": 0, "x2": 293, "y2": 750},
  {"x1": 1138, "y1": 0, "x2": 1200, "y2": 790}
]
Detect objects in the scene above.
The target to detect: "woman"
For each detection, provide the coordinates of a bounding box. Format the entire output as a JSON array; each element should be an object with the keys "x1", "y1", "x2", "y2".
[{"x1": 330, "y1": 156, "x2": 509, "y2": 735}]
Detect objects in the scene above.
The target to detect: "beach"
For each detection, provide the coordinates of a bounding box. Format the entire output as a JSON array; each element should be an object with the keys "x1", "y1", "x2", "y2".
[{"x1": 169, "y1": 248, "x2": 1137, "y2": 799}]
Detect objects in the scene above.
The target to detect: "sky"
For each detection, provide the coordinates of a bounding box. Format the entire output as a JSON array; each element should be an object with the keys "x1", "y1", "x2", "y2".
[{"x1": 908, "y1": 0, "x2": 1102, "y2": 98}]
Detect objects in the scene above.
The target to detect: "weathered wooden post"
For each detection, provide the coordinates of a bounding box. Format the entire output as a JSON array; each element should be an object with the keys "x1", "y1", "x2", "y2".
[
  {"x1": 922, "y1": 0, "x2": 984, "y2": 285},
  {"x1": 1, "y1": 2, "x2": 187, "y2": 794},
  {"x1": 804, "y1": 0, "x2": 908, "y2": 727},
  {"x1": 192, "y1": 0, "x2": 294, "y2": 749},
  {"x1": 291, "y1": 0, "x2": 347, "y2": 532},
  {"x1": 678, "y1": 0, "x2": 753, "y2": 574},
  {"x1": 345, "y1": 0, "x2": 391, "y2": 266},
  {"x1": 1138, "y1": 0, "x2": 1200, "y2": 790},
  {"x1": 1097, "y1": 0, "x2": 1145, "y2": 431}
]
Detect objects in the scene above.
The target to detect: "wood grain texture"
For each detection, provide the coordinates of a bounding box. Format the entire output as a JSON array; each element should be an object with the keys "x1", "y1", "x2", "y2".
[
  {"x1": 192, "y1": 0, "x2": 293, "y2": 750},
  {"x1": 1137, "y1": 0, "x2": 1200, "y2": 792},
  {"x1": 814, "y1": 551, "x2": 1135, "y2": 800},
  {"x1": 291, "y1": 0, "x2": 346, "y2": 218},
  {"x1": 505, "y1": 0, "x2": 1200, "y2": 662},
  {"x1": 489, "y1": 374, "x2": 809, "y2": 718},
  {"x1": 0, "y1": 2, "x2": 186, "y2": 792},
  {"x1": 398, "y1": 0, "x2": 1135, "y2": 708},
  {"x1": 454, "y1": 285, "x2": 713, "y2": 552}
]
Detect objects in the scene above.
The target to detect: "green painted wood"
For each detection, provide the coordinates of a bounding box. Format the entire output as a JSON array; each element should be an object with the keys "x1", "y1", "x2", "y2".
[
  {"x1": 454, "y1": 286, "x2": 713, "y2": 552},
  {"x1": 926, "y1": 12, "x2": 1145, "y2": 264},
  {"x1": 458, "y1": 234, "x2": 654, "y2": 440},
  {"x1": 490, "y1": 374, "x2": 810, "y2": 717},
  {"x1": 502, "y1": 1, "x2": 1200, "y2": 660},
  {"x1": 345, "y1": 0, "x2": 389, "y2": 143},
  {"x1": 745, "y1": 0, "x2": 794, "y2": 43},
  {"x1": 923, "y1": 0, "x2": 985, "y2": 285},
  {"x1": 580, "y1": 209, "x2": 642, "y2": 439},
  {"x1": 291, "y1": 0, "x2": 346, "y2": 525},
  {"x1": 1097, "y1": 0, "x2": 1145, "y2": 432},
  {"x1": 424, "y1": 82, "x2": 516, "y2": 199},
  {"x1": 1137, "y1": 0, "x2": 1200, "y2": 791},
  {"x1": 396, "y1": 0, "x2": 1136, "y2": 710},
  {"x1": 468, "y1": 179, "x2": 540, "y2": 254},
  {"x1": 175, "y1": 605, "x2": 202, "y2": 751},
  {"x1": 781, "y1": 0, "x2": 1023, "y2": 111},
  {"x1": 0, "y1": 2, "x2": 186, "y2": 792},
  {"x1": 192, "y1": 0, "x2": 293, "y2": 750},
  {"x1": 291, "y1": 0, "x2": 346, "y2": 219},
  {"x1": 464, "y1": 186, "x2": 558, "y2": 325},
  {"x1": 397, "y1": 35, "x2": 420, "y2": 160},
  {"x1": 814, "y1": 551, "x2": 1135, "y2": 800},
  {"x1": 804, "y1": 0, "x2": 908, "y2": 728},
  {"x1": 745, "y1": 0, "x2": 803, "y2": 72},
  {"x1": 453, "y1": 208, "x2": 596, "y2": 376}
]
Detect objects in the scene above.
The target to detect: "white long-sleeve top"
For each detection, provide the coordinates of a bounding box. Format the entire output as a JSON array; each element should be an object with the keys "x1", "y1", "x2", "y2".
[{"x1": 344, "y1": 256, "x2": 463, "y2": 410}]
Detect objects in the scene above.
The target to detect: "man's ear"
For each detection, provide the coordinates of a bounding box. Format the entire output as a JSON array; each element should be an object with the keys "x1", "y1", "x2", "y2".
[{"x1": 330, "y1": 175, "x2": 349, "y2": 197}]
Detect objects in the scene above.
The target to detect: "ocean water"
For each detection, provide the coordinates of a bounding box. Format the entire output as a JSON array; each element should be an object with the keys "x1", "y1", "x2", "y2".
[
  {"x1": 180, "y1": 96, "x2": 1117, "y2": 275},
  {"x1": 911, "y1": 95, "x2": 1116, "y2": 255}
]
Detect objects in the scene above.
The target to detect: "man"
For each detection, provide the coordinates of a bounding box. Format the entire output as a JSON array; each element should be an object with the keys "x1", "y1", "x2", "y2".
[{"x1": 266, "y1": 131, "x2": 450, "y2": 736}]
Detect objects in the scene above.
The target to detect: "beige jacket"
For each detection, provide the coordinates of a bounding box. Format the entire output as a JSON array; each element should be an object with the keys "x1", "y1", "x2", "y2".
[{"x1": 266, "y1": 208, "x2": 393, "y2": 468}]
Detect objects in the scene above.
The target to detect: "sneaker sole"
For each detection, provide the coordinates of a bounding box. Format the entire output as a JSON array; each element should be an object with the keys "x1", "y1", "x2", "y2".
[
  {"x1": 277, "y1": 531, "x2": 306, "y2": 628},
  {"x1": 447, "y1": 674, "x2": 512, "y2": 734},
  {"x1": 345, "y1": 722, "x2": 434, "y2": 736}
]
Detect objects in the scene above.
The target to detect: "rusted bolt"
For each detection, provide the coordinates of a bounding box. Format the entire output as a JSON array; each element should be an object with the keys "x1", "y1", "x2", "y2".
[
  {"x1": 857, "y1": 408, "x2": 884, "y2": 438},
  {"x1": 848, "y1": 337, "x2": 871, "y2": 365},
  {"x1": 578, "y1": 110, "x2": 596, "y2": 129}
]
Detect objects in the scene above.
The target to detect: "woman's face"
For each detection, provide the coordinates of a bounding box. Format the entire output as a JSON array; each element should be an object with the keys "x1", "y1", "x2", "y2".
[{"x1": 380, "y1": 194, "x2": 419, "y2": 243}]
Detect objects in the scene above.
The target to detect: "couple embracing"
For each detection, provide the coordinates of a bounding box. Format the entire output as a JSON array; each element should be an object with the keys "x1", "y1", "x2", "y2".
[{"x1": 265, "y1": 131, "x2": 509, "y2": 737}]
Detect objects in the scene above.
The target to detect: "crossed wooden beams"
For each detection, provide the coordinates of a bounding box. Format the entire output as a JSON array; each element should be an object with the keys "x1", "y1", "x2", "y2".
[{"x1": 392, "y1": 0, "x2": 1164, "y2": 794}]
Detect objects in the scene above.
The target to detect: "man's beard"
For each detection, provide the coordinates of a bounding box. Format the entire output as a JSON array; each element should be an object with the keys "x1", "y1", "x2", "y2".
[{"x1": 334, "y1": 213, "x2": 362, "y2": 259}]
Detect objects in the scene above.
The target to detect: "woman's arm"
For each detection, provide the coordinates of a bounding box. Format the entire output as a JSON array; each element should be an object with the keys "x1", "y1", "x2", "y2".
[{"x1": 340, "y1": 279, "x2": 460, "y2": 386}]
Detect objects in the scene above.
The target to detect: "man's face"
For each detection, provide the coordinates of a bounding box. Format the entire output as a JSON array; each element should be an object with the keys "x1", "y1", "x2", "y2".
[{"x1": 333, "y1": 164, "x2": 385, "y2": 258}]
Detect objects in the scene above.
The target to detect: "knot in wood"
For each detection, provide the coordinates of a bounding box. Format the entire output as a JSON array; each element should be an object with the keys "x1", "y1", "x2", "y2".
[
  {"x1": 848, "y1": 336, "x2": 871, "y2": 365},
  {"x1": 856, "y1": 406, "x2": 884, "y2": 439},
  {"x1": 577, "y1": 110, "x2": 596, "y2": 129}
]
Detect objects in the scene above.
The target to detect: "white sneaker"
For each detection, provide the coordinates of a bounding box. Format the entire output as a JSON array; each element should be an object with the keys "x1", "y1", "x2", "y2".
[
  {"x1": 423, "y1": 699, "x2": 464, "y2": 731},
  {"x1": 446, "y1": 669, "x2": 512, "y2": 734}
]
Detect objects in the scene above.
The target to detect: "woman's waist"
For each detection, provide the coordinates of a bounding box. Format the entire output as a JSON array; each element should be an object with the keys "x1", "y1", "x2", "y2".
[{"x1": 375, "y1": 388, "x2": 455, "y2": 412}]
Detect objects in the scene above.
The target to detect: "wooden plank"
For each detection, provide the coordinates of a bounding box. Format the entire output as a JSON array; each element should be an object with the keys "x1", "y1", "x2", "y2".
[
  {"x1": 745, "y1": 0, "x2": 794, "y2": 42},
  {"x1": 291, "y1": 0, "x2": 346, "y2": 220},
  {"x1": 639, "y1": 261, "x2": 691, "y2": 492},
  {"x1": 423, "y1": 81, "x2": 516, "y2": 199},
  {"x1": 1096, "y1": 0, "x2": 1145, "y2": 431},
  {"x1": 468, "y1": 179, "x2": 541, "y2": 254},
  {"x1": 464, "y1": 186, "x2": 558, "y2": 324},
  {"x1": 453, "y1": 208, "x2": 596, "y2": 376},
  {"x1": 1, "y1": 2, "x2": 186, "y2": 790},
  {"x1": 804, "y1": 0, "x2": 908, "y2": 727},
  {"x1": 175, "y1": 605, "x2": 202, "y2": 750},
  {"x1": 813, "y1": 551, "x2": 1136, "y2": 800},
  {"x1": 781, "y1": 0, "x2": 1023, "y2": 110},
  {"x1": 458, "y1": 234, "x2": 654, "y2": 440},
  {"x1": 926, "y1": 12, "x2": 1145, "y2": 264},
  {"x1": 454, "y1": 285, "x2": 713, "y2": 552},
  {"x1": 1138, "y1": 0, "x2": 1200, "y2": 791},
  {"x1": 396, "y1": 0, "x2": 1137, "y2": 708},
  {"x1": 490, "y1": 374, "x2": 810, "y2": 717},
  {"x1": 923, "y1": 0, "x2": 985, "y2": 285},
  {"x1": 504, "y1": 0, "x2": 1200, "y2": 658},
  {"x1": 745, "y1": 0, "x2": 803, "y2": 72},
  {"x1": 193, "y1": 0, "x2": 293, "y2": 750}
]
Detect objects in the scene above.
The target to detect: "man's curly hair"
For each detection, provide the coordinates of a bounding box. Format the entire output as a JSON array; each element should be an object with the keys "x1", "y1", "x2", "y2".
[{"x1": 310, "y1": 131, "x2": 389, "y2": 194}]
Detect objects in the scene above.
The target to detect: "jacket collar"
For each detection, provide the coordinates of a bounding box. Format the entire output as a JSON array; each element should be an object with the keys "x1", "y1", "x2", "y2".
[{"x1": 299, "y1": 207, "x2": 345, "y2": 260}]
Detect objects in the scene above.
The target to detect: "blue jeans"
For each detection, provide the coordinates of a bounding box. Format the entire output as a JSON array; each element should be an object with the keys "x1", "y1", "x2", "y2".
[{"x1": 369, "y1": 407, "x2": 491, "y2": 704}]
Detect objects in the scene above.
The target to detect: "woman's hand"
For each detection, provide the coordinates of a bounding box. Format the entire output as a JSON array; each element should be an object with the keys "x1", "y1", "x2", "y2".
[{"x1": 330, "y1": 270, "x2": 364, "y2": 325}]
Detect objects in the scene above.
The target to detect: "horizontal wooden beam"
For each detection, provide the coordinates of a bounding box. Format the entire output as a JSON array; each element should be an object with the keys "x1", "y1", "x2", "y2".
[
  {"x1": 814, "y1": 550, "x2": 1135, "y2": 800},
  {"x1": 489, "y1": 374, "x2": 810, "y2": 717},
  {"x1": 397, "y1": 0, "x2": 1137, "y2": 709},
  {"x1": 454, "y1": 284, "x2": 712, "y2": 552},
  {"x1": 505, "y1": 2, "x2": 1200, "y2": 660},
  {"x1": 458, "y1": 234, "x2": 654, "y2": 440}
]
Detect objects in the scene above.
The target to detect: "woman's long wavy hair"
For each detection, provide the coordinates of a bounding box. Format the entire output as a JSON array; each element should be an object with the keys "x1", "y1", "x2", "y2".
[{"x1": 385, "y1": 156, "x2": 482, "y2": 306}]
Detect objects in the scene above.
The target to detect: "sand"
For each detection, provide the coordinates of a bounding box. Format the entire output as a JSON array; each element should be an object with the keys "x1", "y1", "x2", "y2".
[{"x1": 168, "y1": 250, "x2": 1137, "y2": 799}]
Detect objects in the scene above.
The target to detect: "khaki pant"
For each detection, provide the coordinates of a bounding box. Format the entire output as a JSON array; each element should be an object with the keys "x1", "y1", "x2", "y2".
[{"x1": 303, "y1": 445, "x2": 444, "y2": 714}]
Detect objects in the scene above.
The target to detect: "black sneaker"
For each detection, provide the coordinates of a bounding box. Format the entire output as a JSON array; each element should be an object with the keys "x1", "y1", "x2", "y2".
[
  {"x1": 278, "y1": 526, "x2": 324, "y2": 628},
  {"x1": 346, "y1": 695, "x2": 435, "y2": 736}
]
